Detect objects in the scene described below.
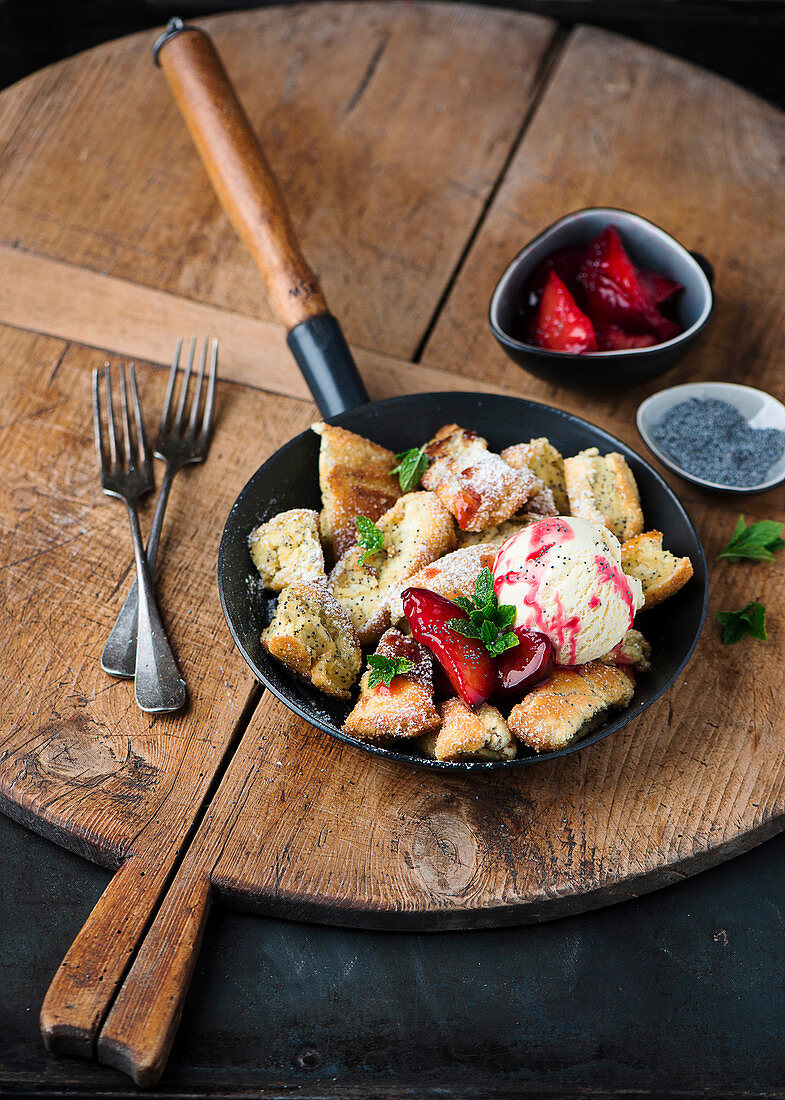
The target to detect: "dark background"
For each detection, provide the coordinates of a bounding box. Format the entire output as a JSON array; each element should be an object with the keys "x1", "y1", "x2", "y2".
[
  {"x1": 7, "y1": 790, "x2": 785, "y2": 1097},
  {"x1": 3, "y1": 2, "x2": 785, "y2": 1097},
  {"x1": 1, "y1": 0, "x2": 785, "y2": 108}
]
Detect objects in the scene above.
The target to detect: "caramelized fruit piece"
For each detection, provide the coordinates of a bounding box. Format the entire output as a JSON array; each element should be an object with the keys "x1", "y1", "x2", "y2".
[
  {"x1": 402, "y1": 587, "x2": 496, "y2": 708},
  {"x1": 641, "y1": 269, "x2": 682, "y2": 305},
  {"x1": 596, "y1": 326, "x2": 658, "y2": 351},
  {"x1": 493, "y1": 627, "x2": 555, "y2": 700},
  {"x1": 533, "y1": 271, "x2": 597, "y2": 353},
  {"x1": 524, "y1": 244, "x2": 587, "y2": 310},
  {"x1": 578, "y1": 226, "x2": 681, "y2": 341}
]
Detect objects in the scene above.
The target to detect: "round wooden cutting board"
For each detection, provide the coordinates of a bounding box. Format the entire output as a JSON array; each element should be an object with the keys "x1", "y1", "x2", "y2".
[{"x1": 2, "y1": 0, "x2": 785, "y2": 1083}]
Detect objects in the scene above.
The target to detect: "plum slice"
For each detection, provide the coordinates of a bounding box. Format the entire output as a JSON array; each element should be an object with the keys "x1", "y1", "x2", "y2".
[{"x1": 533, "y1": 271, "x2": 597, "y2": 353}]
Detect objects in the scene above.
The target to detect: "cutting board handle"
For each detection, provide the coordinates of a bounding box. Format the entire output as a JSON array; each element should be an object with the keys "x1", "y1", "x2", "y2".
[
  {"x1": 96, "y1": 855, "x2": 211, "y2": 1087},
  {"x1": 40, "y1": 853, "x2": 176, "y2": 1058}
]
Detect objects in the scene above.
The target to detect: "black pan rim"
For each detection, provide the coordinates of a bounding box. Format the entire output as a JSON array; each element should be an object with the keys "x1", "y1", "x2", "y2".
[{"x1": 217, "y1": 390, "x2": 708, "y2": 773}]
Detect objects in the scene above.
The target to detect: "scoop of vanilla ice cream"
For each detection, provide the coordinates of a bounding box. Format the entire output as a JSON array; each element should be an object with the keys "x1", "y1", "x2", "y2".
[{"x1": 493, "y1": 516, "x2": 644, "y2": 665}]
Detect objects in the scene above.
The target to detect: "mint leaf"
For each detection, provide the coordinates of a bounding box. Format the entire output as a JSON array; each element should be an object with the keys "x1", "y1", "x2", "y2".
[
  {"x1": 487, "y1": 631, "x2": 519, "y2": 657},
  {"x1": 717, "y1": 601, "x2": 767, "y2": 644},
  {"x1": 452, "y1": 595, "x2": 475, "y2": 615},
  {"x1": 355, "y1": 515, "x2": 385, "y2": 564},
  {"x1": 718, "y1": 515, "x2": 785, "y2": 563},
  {"x1": 497, "y1": 604, "x2": 516, "y2": 629},
  {"x1": 474, "y1": 567, "x2": 494, "y2": 609},
  {"x1": 391, "y1": 447, "x2": 429, "y2": 493},
  {"x1": 446, "y1": 618, "x2": 483, "y2": 640},
  {"x1": 728, "y1": 514, "x2": 746, "y2": 545},
  {"x1": 367, "y1": 654, "x2": 414, "y2": 689},
  {"x1": 446, "y1": 567, "x2": 519, "y2": 656}
]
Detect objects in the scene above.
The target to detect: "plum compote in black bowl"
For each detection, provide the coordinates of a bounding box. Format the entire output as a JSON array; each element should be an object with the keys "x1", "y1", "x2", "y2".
[{"x1": 489, "y1": 208, "x2": 714, "y2": 391}]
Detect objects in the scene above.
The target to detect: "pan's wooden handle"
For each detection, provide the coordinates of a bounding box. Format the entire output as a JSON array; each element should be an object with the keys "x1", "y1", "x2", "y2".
[
  {"x1": 96, "y1": 856, "x2": 211, "y2": 1087},
  {"x1": 156, "y1": 23, "x2": 328, "y2": 330},
  {"x1": 40, "y1": 853, "x2": 174, "y2": 1058},
  {"x1": 155, "y1": 19, "x2": 369, "y2": 417}
]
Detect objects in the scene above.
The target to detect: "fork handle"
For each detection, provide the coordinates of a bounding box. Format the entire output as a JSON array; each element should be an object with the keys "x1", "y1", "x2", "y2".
[
  {"x1": 156, "y1": 23, "x2": 326, "y2": 330},
  {"x1": 125, "y1": 502, "x2": 187, "y2": 713},
  {"x1": 102, "y1": 466, "x2": 176, "y2": 678}
]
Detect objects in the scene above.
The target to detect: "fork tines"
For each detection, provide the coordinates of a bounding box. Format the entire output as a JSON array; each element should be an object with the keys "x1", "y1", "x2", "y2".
[
  {"x1": 92, "y1": 362, "x2": 152, "y2": 485},
  {"x1": 159, "y1": 336, "x2": 218, "y2": 441}
]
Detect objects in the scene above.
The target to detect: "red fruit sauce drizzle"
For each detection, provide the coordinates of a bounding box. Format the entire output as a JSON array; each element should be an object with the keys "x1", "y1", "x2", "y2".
[
  {"x1": 544, "y1": 592, "x2": 582, "y2": 665},
  {"x1": 492, "y1": 519, "x2": 635, "y2": 665},
  {"x1": 593, "y1": 554, "x2": 636, "y2": 626}
]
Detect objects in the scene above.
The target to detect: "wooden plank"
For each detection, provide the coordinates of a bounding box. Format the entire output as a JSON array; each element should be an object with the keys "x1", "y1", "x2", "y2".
[
  {"x1": 0, "y1": 326, "x2": 309, "y2": 1052},
  {"x1": 0, "y1": 244, "x2": 511, "y2": 403},
  {"x1": 0, "y1": 3, "x2": 556, "y2": 360},
  {"x1": 0, "y1": 3, "x2": 557, "y2": 1071},
  {"x1": 423, "y1": 23, "x2": 785, "y2": 420},
  {"x1": 0, "y1": 329, "x2": 311, "y2": 867}
]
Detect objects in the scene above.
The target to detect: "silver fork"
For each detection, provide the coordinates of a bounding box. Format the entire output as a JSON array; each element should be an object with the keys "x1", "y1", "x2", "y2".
[
  {"x1": 92, "y1": 362, "x2": 187, "y2": 713},
  {"x1": 101, "y1": 337, "x2": 218, "y2": 679}
]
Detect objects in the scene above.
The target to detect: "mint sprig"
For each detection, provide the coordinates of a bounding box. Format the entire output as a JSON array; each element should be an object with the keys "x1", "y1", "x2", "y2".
[
  {"x1": 446, "y1": 567, "x2": 518, "y2": 657},
  {"x1": 367, "y1": 654, "x2": 414, "y2": 689},
  {"x1": 716, "y1": 601, "x2": 767, "y2": 644},
  {"x1": 355, "y1": 515, "x2": 385, "y2": 564},
  {"x1": 391, "y1": 447, "x2": 428, "y2": 493},
  {"x1": 718, "y1": 515, "x2": 784, "y2": 563}
]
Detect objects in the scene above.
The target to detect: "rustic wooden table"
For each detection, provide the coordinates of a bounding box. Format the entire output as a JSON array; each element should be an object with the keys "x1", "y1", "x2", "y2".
[{"x1": 2, "y1": 1, "x2": 785, "y2": 1092}]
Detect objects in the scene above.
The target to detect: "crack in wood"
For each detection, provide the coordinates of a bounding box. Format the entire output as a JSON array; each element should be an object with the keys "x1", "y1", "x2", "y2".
[
  {"x1": 411, "y1": 24, "x2": 569, "y2": 365},
  {"x1": 344, "y1": 33, "x2": 390, "y2": 115}
]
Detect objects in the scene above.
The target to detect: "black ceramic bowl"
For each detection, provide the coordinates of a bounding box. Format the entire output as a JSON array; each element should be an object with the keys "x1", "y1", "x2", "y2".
[
  {"x1": 489, "y1": 208, "x2": 714, "y2": 390},
  {"x1": 218, "y1": 392, "x2": 707, "y2": 772}
]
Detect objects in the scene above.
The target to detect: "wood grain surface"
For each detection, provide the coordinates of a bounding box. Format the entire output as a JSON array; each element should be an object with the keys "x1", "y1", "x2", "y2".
[
  {"x1": 0, "y1": 3, "x2": 554, "y2": 360},
  {"x1": 0, "y1": 1, "x2": 556, "y2": 1071},
  {"x1": 91, "y1": 13, "x2": 785, "y2": 935},
  {"x1": 0, "y1": 0, "x2": 783, "y2": 1085},
  {"x1": 0, "y1": 243, "x2": 509, "y2": 402}
]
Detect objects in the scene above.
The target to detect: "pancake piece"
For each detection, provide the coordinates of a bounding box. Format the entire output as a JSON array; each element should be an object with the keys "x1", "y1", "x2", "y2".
[
  {"x1": 330, "y1": 491, "x2": 456, "y2": 643},
  {"x1": 621, "y1": 530, "x2": 693, "y2": 609},
  {"x1": 249, "y1": 508, "x2": 325, "y2": 591},
  {"x1": 261, "y1": 581, "x2": 361, "y2": 699},
  {"x1": 312, "y1": 421, "x2": 400, "y2": 560},
  {"x1": 507, "y1": 661, "x2": 635, "y2": 753},
  {"x1": 343, "y1": 630, "x2": 439, "y2": 744},
  {"x1": 564, "y1": 448, "x2": 644, "y2": 542},
  {"x1": 387, "y1": 544, "x2": 498, "y2": 626},
  {"x1": 418, "y1": 699, "x2": 516, "y2": 761},
  {"x1": 501, "y1": 437, "x2": 569, "y2": 514},
  {"x1": 422, "y1": 424, "x2": 543, "y2": 531}
]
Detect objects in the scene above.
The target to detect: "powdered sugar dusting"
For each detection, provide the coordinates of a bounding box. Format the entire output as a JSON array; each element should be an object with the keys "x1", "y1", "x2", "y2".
[
  {"x1": 422, "y1": 425, "x2": 544, "y2": 531},
  {"x1": 376, "y1": 628, "x2": 434, "y2": 689},
  {"x1": 387, "y1": 544, "x2": 498, "y2": 623}
]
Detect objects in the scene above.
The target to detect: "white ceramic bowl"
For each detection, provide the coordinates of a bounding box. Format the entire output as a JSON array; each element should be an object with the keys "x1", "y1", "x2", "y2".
[{"x1": 637, "y1": 381, "x2": 785, "y2": 494}]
